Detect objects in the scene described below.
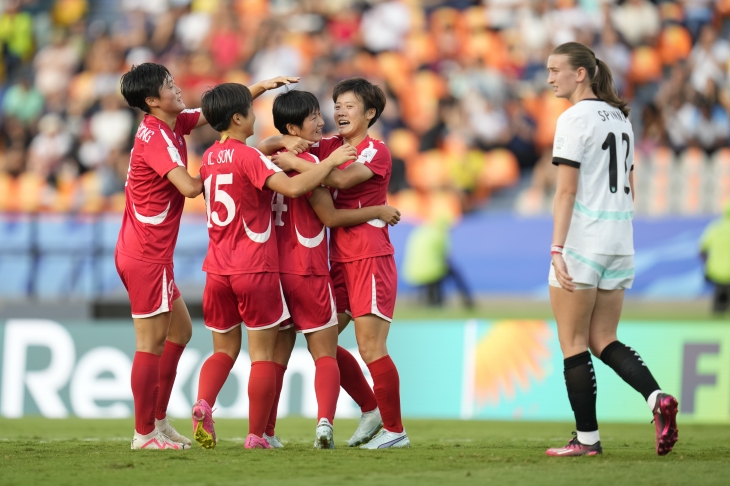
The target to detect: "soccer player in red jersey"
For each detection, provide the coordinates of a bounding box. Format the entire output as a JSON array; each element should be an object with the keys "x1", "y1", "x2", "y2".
[
  {"x1": 190, "y1": 83, "x2": 355, "y2": 450},
  {"x1": 265, "y1": 78, "x2": 410, "y2": 448},
  {"x1": 117, "y1": 63, "x2": 297, "y2": 450},
  {"x1": 262, "y1": 90, "x2": 401, "y2": 449}
]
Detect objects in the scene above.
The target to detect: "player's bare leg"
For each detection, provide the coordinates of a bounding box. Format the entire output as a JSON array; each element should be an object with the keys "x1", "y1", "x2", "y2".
[
  {"x1": 192, "y1": 328, "x2": 241, "y2": 449},
  {"x1": 131, "y1": 311, "x2": 188, "y2": 449},
  {"x1": 589, "y1": 289, "x2": 677, "y2": 455},
  {"x1": 547, "y1": 286, "x2": 601, "y2": 455},
  {"x1": 154, "y1": 297, "x2": 193, "y2": 446},
  {"x1": 264, "y1": 327, "x2": 296, "y2": 448},
  {"x1": 334, "y1": 312, "x2": 381, "y2": 445},
  {"x1": 305, "y1": 325, "x2": 339, "y2": 449},
  {"x1": 337, "y1": 312, "x2": 351, "y2": 334},
  {"x1": 355, "y1": 314, "x2": 409, "y2": 449}
]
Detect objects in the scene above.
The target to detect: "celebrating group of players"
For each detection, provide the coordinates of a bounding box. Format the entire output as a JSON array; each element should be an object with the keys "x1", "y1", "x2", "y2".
[
  {"x1": 115, "y1": 39, "x2": 679, "y2": 457},
  {"x1": 116, "y1": 64, "x2": 407, "y2": 450}
]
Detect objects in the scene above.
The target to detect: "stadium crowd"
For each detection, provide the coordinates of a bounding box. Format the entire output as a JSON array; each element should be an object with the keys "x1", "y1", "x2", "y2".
[{"x1": 1, "y1": 0, "x2": 730, "y2": 218}]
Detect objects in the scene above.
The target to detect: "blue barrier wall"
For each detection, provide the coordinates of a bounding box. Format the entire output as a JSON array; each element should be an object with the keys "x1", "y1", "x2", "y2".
[{"x1": 0, "y1": 213, "x2": 714, "y2": 299}]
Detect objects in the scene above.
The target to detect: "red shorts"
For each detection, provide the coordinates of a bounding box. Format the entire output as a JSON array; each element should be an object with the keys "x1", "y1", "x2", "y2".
[
  {"x1": 280, "y1": 273, "x2": 338, "y2": 333},
  {"x1": 329, "y1": 256, "x2": 397, "y2": 322},
  {"x1": 115, "y1": 251, "x2": 181, "y2": 318},
  {"x1": 203, "y1": 272, "x2": 290, "y2": 333}
]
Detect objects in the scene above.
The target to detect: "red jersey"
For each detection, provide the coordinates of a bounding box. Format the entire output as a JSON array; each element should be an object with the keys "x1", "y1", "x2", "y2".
[
  {"x1": 116, "y1": 109, "x2": 201, "y2": 264},
  {"x1": 273, "y1": 151, "x2": 329, "y2": 276},
  {"x1": 311, "y1": 135, "x2": 393, "y2": 263},
  {"x1": 200, "y1": 139, "x2": 281, "y2": 275}
]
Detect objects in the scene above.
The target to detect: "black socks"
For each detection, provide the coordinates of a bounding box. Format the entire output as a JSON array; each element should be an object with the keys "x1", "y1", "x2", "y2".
[
  {"x1": 564, "y1": 351, "x2": 598, "y2": 432},
  {"x1": 599, "y1": 341, "x2": 660, "y2": 400}
]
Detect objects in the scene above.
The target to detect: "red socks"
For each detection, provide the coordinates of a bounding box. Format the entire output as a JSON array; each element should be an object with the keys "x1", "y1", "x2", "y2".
[
  {"x1": 336, "y1": 346, "x2": 377, "y2": 412},
  {"x1": 315, "y1": 356, "x2": 340, "y2": 423},
  {"x1": 155, "y1": 340, "x2": 185, "y2": 420},
  {"x1": 131, "y1": 351, "x2": 160, "y2": 435},
  {"x1": 197, "y1": 352, "x2": 234, "y2": 406},
  {"x1": 265, "y1": 363, "x2": 287, "y2": 436},
  {"x1": 367, "y1": 355, "x2": 403, "y2": 433},
  {"x1": 249, "y1": 361, "x2": 277, "y2": 437}
]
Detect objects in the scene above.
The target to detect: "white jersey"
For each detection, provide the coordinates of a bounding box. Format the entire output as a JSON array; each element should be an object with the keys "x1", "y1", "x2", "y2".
[{"x1": 552, "y1": 99, "x2": 634, "y2": 255}]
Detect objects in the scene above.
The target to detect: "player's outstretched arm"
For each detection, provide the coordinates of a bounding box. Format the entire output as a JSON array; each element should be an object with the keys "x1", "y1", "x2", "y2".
[
  {"x1": 166, "y1": 166, "x2": 203, "y2": 198},
  {"x1": 308, "y1": 186, "x2": 400, "y2": 228},
  {"x1": 196, "y1": 77, "x2": 300, "y2": 130},
  {"x1": 248, "y1": 76, "x2": 301, "y2": 100},
  {"x1": 258, "y1": 135, "x2": 313, "y2": 155},
  {"x1": 272, "y1": 146, "x2": 371, "y2": 189},
  {"x1": 264, "y1": 150, "x2": 353, "y2": 198}
]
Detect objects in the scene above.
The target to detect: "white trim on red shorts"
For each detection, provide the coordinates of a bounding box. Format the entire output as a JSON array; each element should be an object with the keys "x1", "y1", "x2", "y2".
[
  {"x1": 131, "y1": 268, "x2": 170, "y2": 319},
  {"x1": 279, "y1": 323, "x2": 294, "y2": 331},
  {"x1": 370, "y1": 274, "x2": 392, "y2": 322},
  {"x1": 298, "y1": 283, "x2": 339, "y2": 334},
  {"x1": 205, "y1": 321, "x2": 243, "y2": 334},
  {"x1": 245, "y1": 280, "x2": 291, "y2": 331}
]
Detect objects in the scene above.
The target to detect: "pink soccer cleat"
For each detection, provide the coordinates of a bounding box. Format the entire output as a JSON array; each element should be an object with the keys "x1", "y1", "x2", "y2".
[
  {"x1": 652, "y1": 393, "x2": 678, "y2": 456},
  {"x1": 192, "y1": 399, "x2": 217, "y2": 449},
  {"x1": 244, "y1": 434, "x2": 272, "y2": 449},
  {"x1": 546, "y1": 433, "x2": 602, "y2": 457}
]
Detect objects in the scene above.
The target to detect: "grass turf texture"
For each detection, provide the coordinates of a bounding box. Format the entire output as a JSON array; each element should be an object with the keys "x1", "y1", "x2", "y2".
[{"x1": 1, "y1": 418, "x2": 728, "y2": 486}]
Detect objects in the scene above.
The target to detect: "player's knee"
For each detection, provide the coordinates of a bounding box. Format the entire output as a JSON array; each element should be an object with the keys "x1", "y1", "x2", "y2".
[
  {"x1": 357, "y1": 341, "x2": 387, "y2": 363},
  {"x1": 588, "y1": 337, "x2": 613, "y2": 358}
]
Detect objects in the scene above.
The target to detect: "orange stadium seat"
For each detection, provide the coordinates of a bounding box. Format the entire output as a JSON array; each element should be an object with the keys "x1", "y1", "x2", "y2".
[
  {"x1": 711, "y1": 148, "x2": 730, "y2": 212},
  {"x1": 17, "y1": 172, "x2": 45, "y2": 213},
  {"x1": 0, "y1": 172, "x2": 12, "y2": 212},
  {"x1": 388, "y1": 129, "x2": 419, "y2": 161},
  {"x1": 478, "y1": 149, "x2": 520, "y2": 191},
  {"x1": 402, "y1": 32, "x2": 439, "y2": 69},
  {"x1": 677, "y1": 147, "x2": 705, "y2": 215},
  {"x1": 406, "y1": 149, "x2": 450, "y2": 191},
  {"x1": 657, "y1": 25, "x2": 692, "y2": 66},
  {"x1": 628, "y1": 46, "x2": 663, "y2": 85},
  {"x1": 78, "y1": 171, "x2": 104, "y2": 214},
  {"x1": 645, "y1": 146, "x2": 674, "y2": 216},
  {"x1": 378, "y1": 52, "x2": 413, "y2": 96}
]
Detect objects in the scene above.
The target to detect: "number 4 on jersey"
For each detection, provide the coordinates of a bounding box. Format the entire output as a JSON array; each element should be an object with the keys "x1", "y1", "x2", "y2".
[{"x1": 602, "y1": 132, "x2": 631, "y2": 195}]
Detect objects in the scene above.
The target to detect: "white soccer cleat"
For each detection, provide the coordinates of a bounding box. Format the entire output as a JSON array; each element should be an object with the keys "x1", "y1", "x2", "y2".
[
  {"x1": 314, "y1": 418, "x2": 334, "y2": 449},
  {"x1": 131, "y1": 429, "x2": 189, "y2": 450},
  {"x1": 156, "y1": 417, "x2": 192, "y2": 446},
  {"x1": 347, "y1": 407, "x2": 383, "y2": 447},
  {"x1": 360, "y1": 428, "x2": 410, "y2": 449},
  {"x1": 263, "y1": 433, "x2": 284, "y2": 449}
]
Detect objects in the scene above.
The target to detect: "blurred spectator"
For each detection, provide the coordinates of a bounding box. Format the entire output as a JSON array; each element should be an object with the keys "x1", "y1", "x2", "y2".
[
  {"x1": 89, "y1": 94, "x2": 135, "y2": 151},
  {"x1": 611, "y1": 0, "x2": 660, "y2": 47},
  {"x1": 27, "y1": 113, "x2": 73, "y2": 181},
  {"x1": 689, "y1": 24, "x2": 730, "y2": 94},
  {"x1": 360, "y1": 0, "x2": 411, "y2": 53},
  {"x1": 33, "y1": 28, "x2": 80, "y2": 99},
  {"x1": 700, "y1": 203, "x2": 730, "y2": 314},
  {"x1": 1, "y1": 74, "x2": 44, "y2": 128},
  {"x1": 248, "y1": 21, "x2": 302, "y2": 85},
  {"x1": 0, "y1": 0, "x2": 34, "y2": 81},
  {"x1": 402, "y1": 217, "x2": 473, "y2": 308}
]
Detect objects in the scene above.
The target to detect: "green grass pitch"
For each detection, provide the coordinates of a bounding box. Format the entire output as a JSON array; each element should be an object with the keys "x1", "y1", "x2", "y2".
[{"x1": 2, "y1": 417, "x2": 728, "y2": 485}]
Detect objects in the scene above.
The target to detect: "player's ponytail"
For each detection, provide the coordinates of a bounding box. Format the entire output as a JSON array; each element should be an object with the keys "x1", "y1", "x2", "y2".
[{"x1": 553, "y1": 42, "x2": 630, "y2": 118}]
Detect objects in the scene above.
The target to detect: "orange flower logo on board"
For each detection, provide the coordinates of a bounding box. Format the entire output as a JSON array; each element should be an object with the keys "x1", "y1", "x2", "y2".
[{"x1": 473, "y1": 320, "x2": 552, "y2": 407}]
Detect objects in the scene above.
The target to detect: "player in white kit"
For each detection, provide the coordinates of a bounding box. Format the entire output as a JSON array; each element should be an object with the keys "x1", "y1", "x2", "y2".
[{"x1": 544, "y1": 42, "x2": 678, "y2": 457}]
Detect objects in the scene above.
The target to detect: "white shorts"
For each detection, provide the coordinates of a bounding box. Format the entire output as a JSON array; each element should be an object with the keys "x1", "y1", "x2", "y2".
[{"x1": 548, "y1": 249, "x2": 634, "y2": 291}]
